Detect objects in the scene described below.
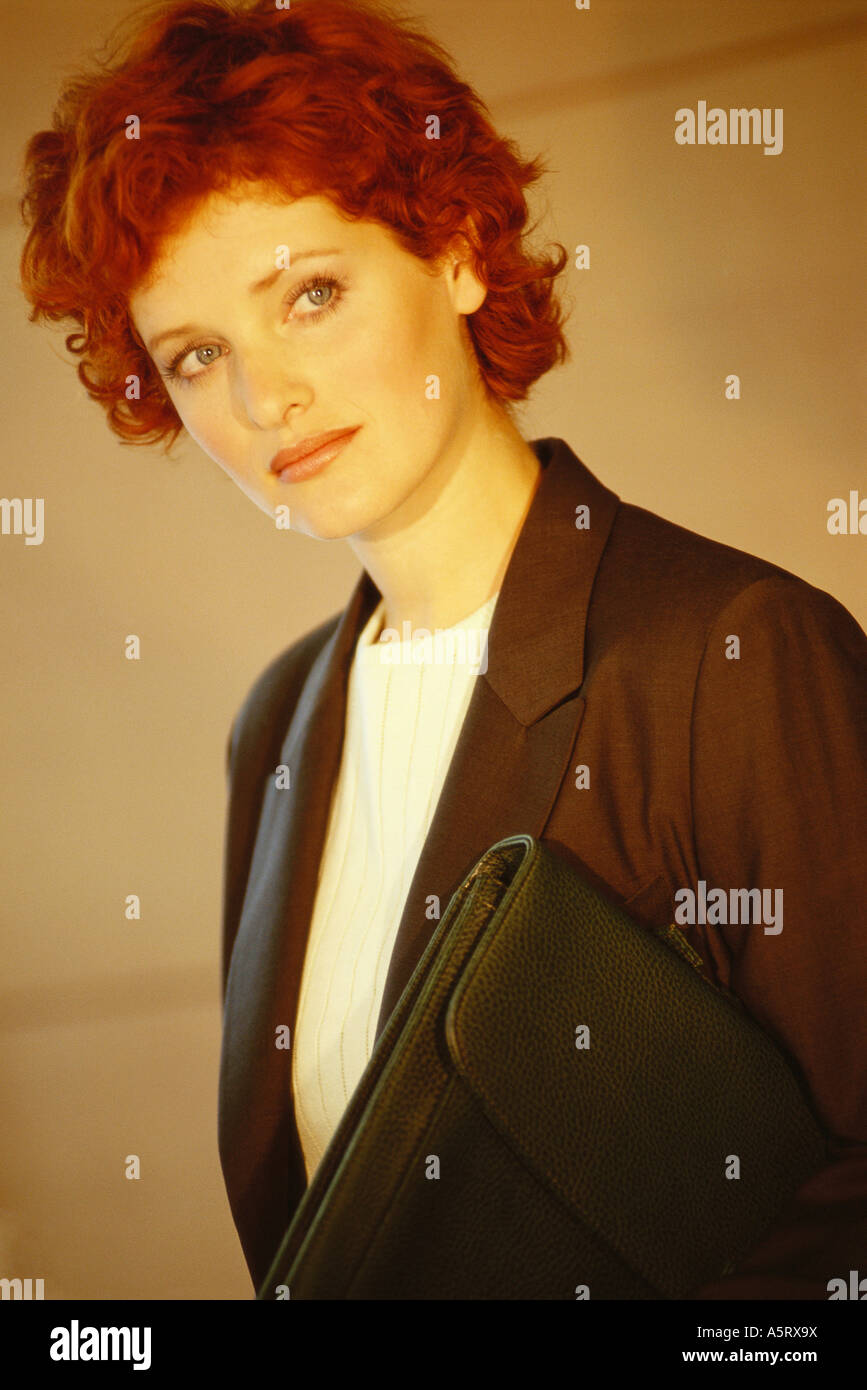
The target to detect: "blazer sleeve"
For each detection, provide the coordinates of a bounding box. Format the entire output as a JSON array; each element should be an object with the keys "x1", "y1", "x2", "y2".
[{"x1": 685, "y1": 573, "x2": 867, "y2": 1299}]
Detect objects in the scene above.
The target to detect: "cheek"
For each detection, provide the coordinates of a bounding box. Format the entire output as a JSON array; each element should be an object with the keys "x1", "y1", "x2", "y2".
[
  {"x1": 345, "y1": 289, "x2": 455, "y2": 402},
  {"x1": 175, "y1": 395, "x2": 237, "y2": 464}
]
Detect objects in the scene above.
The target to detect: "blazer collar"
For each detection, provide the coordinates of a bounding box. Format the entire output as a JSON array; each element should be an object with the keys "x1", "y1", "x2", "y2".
[{"x1": 332, "y1": 435, "x2": 620, "y2": 724}]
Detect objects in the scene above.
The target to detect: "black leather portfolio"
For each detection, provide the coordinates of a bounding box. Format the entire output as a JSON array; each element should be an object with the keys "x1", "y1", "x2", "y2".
[{"x1": 259, "y1": 834, "x2": 827, "y2": 1299}]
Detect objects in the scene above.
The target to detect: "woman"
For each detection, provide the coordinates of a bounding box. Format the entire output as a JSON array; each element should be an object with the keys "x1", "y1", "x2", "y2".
[{"x1": 19, "y1": 0, "x2": 867, "y2": 1300}]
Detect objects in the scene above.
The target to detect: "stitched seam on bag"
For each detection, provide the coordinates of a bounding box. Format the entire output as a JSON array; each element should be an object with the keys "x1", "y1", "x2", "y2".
[{"x1": 314, "y1": 850, "x2": 530, "y2": 1294}]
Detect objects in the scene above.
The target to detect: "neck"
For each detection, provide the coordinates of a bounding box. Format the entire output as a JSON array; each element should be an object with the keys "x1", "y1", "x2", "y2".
[{"x1": 347, "y1": 403, "x2": 542, "y2": 634}]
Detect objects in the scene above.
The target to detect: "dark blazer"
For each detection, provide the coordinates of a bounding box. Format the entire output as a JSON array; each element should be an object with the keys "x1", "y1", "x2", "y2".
[{"x1": 219, "y1": 436, "x2": 867, "y2": 1298}]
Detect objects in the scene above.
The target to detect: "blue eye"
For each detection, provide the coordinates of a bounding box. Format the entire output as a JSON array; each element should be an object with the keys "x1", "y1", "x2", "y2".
[
  {"x1": 300, "y1": 283, "x2": 333, "y2": 311},
  {"x1": 158, "y1": 273, "x2": 346, "y2": 388}
]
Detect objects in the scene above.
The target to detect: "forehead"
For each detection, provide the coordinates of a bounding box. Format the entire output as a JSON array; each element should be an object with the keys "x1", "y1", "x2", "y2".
[
  {"x1": 179, "y1": 186, "x2": 352, "y2": 239},
  {"x1": 130, "y1": 187, "x2": 406, "y2": 309},
  {"x1": 134, "y1": 190, "x2": 340, "y2": 281}
]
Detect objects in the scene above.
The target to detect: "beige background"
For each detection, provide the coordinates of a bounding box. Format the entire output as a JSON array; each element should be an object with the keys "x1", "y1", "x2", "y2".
[{"x1": 0, "y1": 0, "x2": 864, "y2": 1299}]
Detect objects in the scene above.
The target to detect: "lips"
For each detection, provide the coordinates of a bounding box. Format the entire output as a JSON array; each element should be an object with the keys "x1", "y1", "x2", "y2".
[{"x1": 269, "y1": 426, "x2": 360, "y2": 475}]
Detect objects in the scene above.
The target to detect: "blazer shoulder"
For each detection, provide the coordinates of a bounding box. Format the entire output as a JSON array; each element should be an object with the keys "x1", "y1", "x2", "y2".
[
  {"x1": 590, "y1": 498, "x2": 865, "y2": 674},
  {"x1": 602, "y1": 498, "x2": 858, "y2": 623},
  {"x1": 611, "y1": 500, "x2": 795, "y2": 595}
]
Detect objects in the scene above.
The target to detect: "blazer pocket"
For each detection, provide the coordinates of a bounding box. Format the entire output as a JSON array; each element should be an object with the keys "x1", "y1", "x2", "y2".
[{"x1": 622, "y1": 874, "x2": 714, "y2": 979}]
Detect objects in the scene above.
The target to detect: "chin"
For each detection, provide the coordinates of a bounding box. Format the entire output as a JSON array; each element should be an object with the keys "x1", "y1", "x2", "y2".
[
  {"x1": 295, "y1": 494, "x2": 393, "y2": 542},
  {"x1": 285, "y1": 511, "x2": 362, "y2": 543}
]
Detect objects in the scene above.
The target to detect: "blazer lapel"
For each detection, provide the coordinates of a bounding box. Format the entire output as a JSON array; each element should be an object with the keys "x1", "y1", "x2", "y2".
[
  {"x1": 220, "y1": 435, "x2": 620, "y2": 1287},
  {"x1": 374, "y1": 436, "x2": 620, "y2": 1032},
  {"x1": 219, "y1": 563, "x2": 379, "y2": 1285}
]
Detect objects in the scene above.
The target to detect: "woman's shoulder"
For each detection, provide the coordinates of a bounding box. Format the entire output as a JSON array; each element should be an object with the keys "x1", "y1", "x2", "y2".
[
  {"x1": 587, "y1": 497, "x2": 867, "y2": 688},
  {"x1": 603, "y1": 497, "x2": 859, "y2": 637}
]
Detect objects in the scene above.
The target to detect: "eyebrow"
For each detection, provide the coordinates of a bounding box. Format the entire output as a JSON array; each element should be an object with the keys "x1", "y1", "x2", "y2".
[{"x1": 145, "y1": 247, "x2": 343, "y2": 355}]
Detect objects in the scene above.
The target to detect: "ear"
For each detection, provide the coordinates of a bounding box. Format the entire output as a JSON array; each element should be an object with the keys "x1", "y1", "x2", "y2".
[{"x1": 441, "y1": 216, "x2": 487, "y2": 315}]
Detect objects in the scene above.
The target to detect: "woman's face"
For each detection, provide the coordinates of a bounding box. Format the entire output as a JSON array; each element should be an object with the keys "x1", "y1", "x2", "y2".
[{"x1": 129, "y1": 188, "x2": 489, "y2": 540}]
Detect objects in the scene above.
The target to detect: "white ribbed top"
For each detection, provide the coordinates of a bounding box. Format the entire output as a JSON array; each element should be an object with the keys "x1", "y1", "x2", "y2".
[{"x1": 291, "y1": 587, "x2": 500, "y2": 1183}]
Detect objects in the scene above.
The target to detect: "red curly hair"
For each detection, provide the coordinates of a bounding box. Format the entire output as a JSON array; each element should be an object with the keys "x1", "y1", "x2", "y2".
[{"x1": 19, "y1": 0, "x2": 570, "y2": 450}]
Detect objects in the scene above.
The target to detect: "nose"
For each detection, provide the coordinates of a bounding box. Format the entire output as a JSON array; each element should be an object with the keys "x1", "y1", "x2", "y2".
[{"x1": 233, "y1": 343, "x2": 314, "y2": 430}]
